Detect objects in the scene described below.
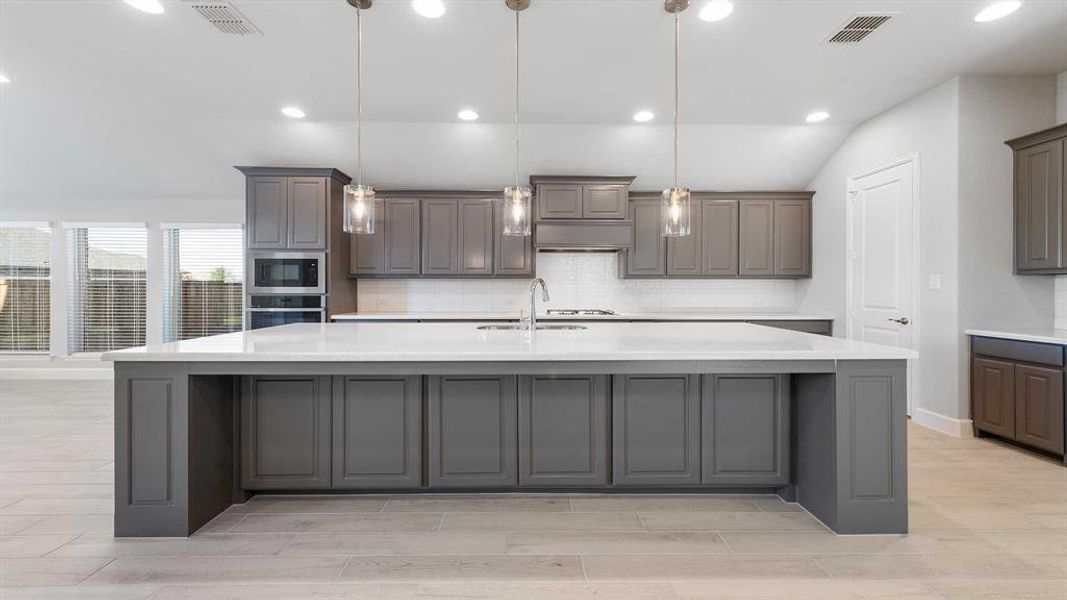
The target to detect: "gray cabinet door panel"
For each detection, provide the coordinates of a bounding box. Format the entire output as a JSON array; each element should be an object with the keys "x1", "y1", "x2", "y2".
[
  {"x1": 421, "y1": 199, "x2": 459, "y2": 275},
  {"x1": 385, "y1": 199, "x2": 421, "y2": 275},
  {"x1": 667, "y1": 201, "x2": 703, "y2": 276},
  {"x1": 582, "y1": 185, "x2": 628, "y2": 219},
  {"x1": 495, "y1": 201, "x2": 534, "y2": 276},
  {"x1": 537, "y1": 184, "x2": 583, "y2": 219},
  {"x1": 247, "y1": 178, "x2": 288, "y2": 249},
  {"x1": 624, "y1": 198, "x2": 666, "y2": 277},
  {"x1": 1013, "y1": 364, "x2": 1064, "y2": 454},
  {"x1": 287, "y1": 178, "x2": 328, "y2": 249},
  {"x1": 428, "y1": 375, "x2": 518, "y2": 488},
  {"x1": 241, "y1": 376, "x2": 331, "y2": 490},
  {"x1": 702, "y1": 200, "x2": 739, "y2": 276},
  {"x1": 519, "y1": 375, "x2": 609, "y2": 487},
  {"x1": 458, "y1": 199, "x2": 494, "y2": 275},
  {"x1": 612, "y1": 374, "x2": 700, "y2": 486},
  {"x1": 773, "y1": 199, "x2": 811, "y2": 276},
  {"x1": 739, "y1": 200, "x2": 775, "y2": 277},
  {"x1": 332, "y1": 376, "x2": 422, "y2": 488},
  {"x1": 1015, "y1": 139, "x2": 1064, "y2": 271},
  {"x1": 350, "y1": 202, "x2": 386, "y2": 274},
  {"x1": 702, "y1": 375, "x2": 789, "y2": 485},
  {"x1": 972, "y1": 357, "x2": 1015, "y2": 439}
]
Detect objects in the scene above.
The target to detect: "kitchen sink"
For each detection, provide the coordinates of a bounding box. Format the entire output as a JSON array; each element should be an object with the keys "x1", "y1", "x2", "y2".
[{"x1": 476, "y1": 324, "x2": 587, "y2": 331}]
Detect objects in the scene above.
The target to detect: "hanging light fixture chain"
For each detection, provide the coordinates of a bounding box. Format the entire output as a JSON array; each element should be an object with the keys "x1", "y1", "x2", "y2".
[
  {"x1": 514, "y1": 5, "x2": 521, "y2": 191},
  {"x1": 356, "y1": 6, "x2": 364, "y2": 187},
  {"x1": 672, "y1": 12, "x2": 679, "y2": 189}
]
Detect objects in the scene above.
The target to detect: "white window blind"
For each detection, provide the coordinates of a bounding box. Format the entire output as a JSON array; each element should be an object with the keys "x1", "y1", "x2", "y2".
[
  {"x1": 163, "y1": 228, "x2": 244, "y2": 342},
  {"x1": 0, "y1": 226, "x2": 51, "y2": 353},
  {"x1": 67, "y1": 227, "x2": 147, "y2": 353}
]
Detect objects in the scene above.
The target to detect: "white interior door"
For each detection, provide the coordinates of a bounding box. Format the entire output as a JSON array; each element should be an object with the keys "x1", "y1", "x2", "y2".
[{"x1": 848, "y1": 159, "x2": 917, "y2": 410}]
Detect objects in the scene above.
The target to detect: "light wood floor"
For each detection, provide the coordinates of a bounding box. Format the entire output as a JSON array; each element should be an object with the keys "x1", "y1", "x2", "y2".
[{"x1": 0, "y1": 379, "x2": 1065, "y2": 599}]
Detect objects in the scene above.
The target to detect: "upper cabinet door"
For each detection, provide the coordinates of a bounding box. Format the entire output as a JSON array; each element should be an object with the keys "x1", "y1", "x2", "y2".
[
  {"x1": 247, "y1": 177, "x2": 288, "y2": 249},
  {"x1": 458, "y1": 199, "x2": 494, "y2": 276},
  {"x1": 287, "y1": 178, "x2": 328, "y2": 249},
  {"x1": 495, "y1": 200, "x2": 534, "y2": 276},
  {"x1": 1015, "y1": 139, "x2": 1065, "y2": 272},
  {"x1": 385, "y1": 199, "x2": 421, "y2": 275},
  {"x1": 421, "y1": 199, "x2": 459, "y2": 275},
  {"x1": 701, "y1": 200, "x2": 739, "y2": 276},
  {"x1": 536, "y1": 184, "x2": 583, "y2": 219},
  {"x1": 624, "y1": 198, "x2": 666, "y2": 277},
  {"x1": 773, "y1": 199, "x2": 811, "y2": 277},
  {"x1": 350, "y1": 201, "x2": 385, "y2": 275},
  {"x1": 739, "y1": 199, "x2": 775, "y2": 277},
  {"x1": 667, "y1": 200, "x2": 703, "y2": 276},
  {"x1": 582, "y1": 185, "x2": 628, "y2": 219}
]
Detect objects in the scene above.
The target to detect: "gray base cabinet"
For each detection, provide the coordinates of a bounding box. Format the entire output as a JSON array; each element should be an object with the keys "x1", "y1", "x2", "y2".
[
  {"x1": 428, "y1": 375, "x2": 518, "y2": 488},
  {"x1": 519, "y1": 375, "x2": 609, "y2": 487},
  {"x1": 702, "y1": 375, "x2": 789, "y2": 485},
  {"x1": 332, "y1": 376, "x2": 422, "y2": 489},
  {"x1": 241, "y1": 376, "x2": 331, "y2": 490},
  {"x1": 612, "y1": 374, "x2": 701, "y2": 486}
]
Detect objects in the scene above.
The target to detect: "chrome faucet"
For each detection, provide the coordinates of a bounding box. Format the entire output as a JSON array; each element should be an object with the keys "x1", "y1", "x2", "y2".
[{"x1": 528, "y1": 278, "x2": 550, "y2": 332}]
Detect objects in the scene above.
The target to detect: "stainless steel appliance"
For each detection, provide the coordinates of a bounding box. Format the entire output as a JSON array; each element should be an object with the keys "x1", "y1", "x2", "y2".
[
  {"x1": 545, "y1": 309, "x2": 617, "y2": 316},
  {"x1": 246, "y1": 295, "x2": 326, "y2": 330},
  {"x1": 247, "y1": 251, "x2": 326, "y2": 295}
]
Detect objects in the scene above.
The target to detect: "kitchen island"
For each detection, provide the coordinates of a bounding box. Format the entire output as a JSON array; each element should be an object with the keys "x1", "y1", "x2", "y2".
[{"x1": 105, "y1": 322, "x2": 914, "y2": 537}]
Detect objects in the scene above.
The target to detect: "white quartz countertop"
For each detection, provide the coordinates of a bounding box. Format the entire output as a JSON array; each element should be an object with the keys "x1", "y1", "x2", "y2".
[
  {"x1": 331, "y1": 311, "x2": 834, "y2": 322},
  {"x1": 105, "y1": 322, "x2": 913, "y2": 363},
  {"x1": 965, "y1": 328, "x2": 1067, "y2": 345}
]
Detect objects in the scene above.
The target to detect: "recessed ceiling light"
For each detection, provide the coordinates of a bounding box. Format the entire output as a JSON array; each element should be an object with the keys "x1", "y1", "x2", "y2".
[
  {"x1": 633, "y1": 110, "x2": 655, "y2": 123},
  {"x1": 805, "y1": 110, "x2": 830, "y2": 123},
  {"x1": 974, "y1": 1, "x2": 1022, "y2": 22},
  {"x1": 0, "y1": 74, "x2": 10, "y2": 85},
  {"x1": 412, "y1": 0, "x2": 445, "y2": 19},
  {"x1": 457, "y1": 109, "x2": 479, "y2": 121},
  {"x1": 124, "y1": 0, "x2": 165, "y2": 15},
  {"x1": 281, "y1": 106, "x2": 307, "y2": 119},
  {"x1": 699, "y1": 0, "x2": 734, "y2": 22}
]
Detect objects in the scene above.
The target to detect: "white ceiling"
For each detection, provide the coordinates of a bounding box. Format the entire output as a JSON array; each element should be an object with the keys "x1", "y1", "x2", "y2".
[{"x1": 1, "y1": 0, "x2": 1065, "y2": 207}]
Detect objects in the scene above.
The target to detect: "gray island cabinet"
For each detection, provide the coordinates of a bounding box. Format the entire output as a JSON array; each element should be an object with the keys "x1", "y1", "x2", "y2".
[{"x1": 106, "y1": 322, "x2": 912, "y2": 537}]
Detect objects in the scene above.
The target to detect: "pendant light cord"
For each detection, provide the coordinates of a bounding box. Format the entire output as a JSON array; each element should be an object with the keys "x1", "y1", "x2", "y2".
[
  {"x1": 356, "y1": 7, "x2": 364, "y2": 188},
  {"x1": 514, "y1": 6, "x2": 521, "y2": 191},
  {"x1": 672, "y1": 11, "x2": 679, "y2": 190}
]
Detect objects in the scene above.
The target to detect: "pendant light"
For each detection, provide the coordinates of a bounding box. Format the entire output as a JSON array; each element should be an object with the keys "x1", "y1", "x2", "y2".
[
  {"x1": 502, "y1": 0, "x2": 532, "y2": 237},
  {"x1": 661, "y1": 0, "x2": 691, "y2": 237},
  {"x1": 343, "y1": 0, "x2": 376, "y2": 235}
]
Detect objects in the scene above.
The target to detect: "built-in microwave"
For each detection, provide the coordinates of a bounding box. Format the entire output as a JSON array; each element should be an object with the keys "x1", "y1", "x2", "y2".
[{"x1": 246, "y1": 251, "x2": 326, "y2": 295}]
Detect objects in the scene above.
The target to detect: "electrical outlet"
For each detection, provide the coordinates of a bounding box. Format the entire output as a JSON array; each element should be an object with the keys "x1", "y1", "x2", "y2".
[{"x1": 928, "y1": 275, "x2": 942, "y2": 290}]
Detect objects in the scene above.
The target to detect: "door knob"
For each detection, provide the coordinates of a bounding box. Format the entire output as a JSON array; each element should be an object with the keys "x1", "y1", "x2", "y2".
[{"x1": 888, "y1": 317, "x2": 910, "y2": 325}]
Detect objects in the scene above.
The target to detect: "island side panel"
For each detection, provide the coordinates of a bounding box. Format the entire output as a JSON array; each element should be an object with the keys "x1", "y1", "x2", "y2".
[{"x1": 188, "y1": 375, "x2": 238, "y2": 533}]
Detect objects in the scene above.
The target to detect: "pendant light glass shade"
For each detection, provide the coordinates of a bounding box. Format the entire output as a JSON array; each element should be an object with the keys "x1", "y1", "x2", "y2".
[
  {"x1": 661, "y1": 187, "x2": 691, "y2": 237},
  {"x1": 503, "y1": 186, "x2": 532, "y2": 236},
  {"x1": 343, "y1": 184, "x2": 376, "y2": 234}
]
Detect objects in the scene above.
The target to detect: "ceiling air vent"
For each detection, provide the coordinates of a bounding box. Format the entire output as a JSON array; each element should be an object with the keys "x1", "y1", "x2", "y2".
[
  {"x1": 186, "y1": 1, "x2": 262, "y2": 35},
  {"x1": 827, "y1": 13, "x2": 894, "y2": 44}
]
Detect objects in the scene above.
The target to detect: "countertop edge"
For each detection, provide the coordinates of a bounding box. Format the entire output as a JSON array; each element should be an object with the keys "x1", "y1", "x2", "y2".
[{"x1": 965, "y1": 329, "x2": 1067, "y2": 346}]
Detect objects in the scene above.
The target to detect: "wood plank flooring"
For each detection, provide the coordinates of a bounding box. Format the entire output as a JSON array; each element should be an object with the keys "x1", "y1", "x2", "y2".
[{"x1": 0, "y1": 379, "x2": 1064, "y2": 599}]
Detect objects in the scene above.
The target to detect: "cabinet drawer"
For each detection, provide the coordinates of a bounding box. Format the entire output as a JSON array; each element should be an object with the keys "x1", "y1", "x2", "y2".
[{"x1": 972, "y1": 336, "x2": 1063, "y2": 367}]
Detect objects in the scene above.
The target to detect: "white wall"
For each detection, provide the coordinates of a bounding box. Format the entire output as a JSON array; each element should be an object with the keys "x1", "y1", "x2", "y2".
[
  {"x1": 798, "y1": 78, "x2": 961, "y2": 424},
  {"x1": 358, "y1": 253, "x2": 797, "y2": 314},
  {"x1": 1053, "y1": 69, "x2": 1067, "y2": 328}
]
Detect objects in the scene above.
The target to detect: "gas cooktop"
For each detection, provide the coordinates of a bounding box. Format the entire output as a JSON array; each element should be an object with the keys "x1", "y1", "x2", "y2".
[{"x1": 545, "y1": 309, "x2": 618, "y2": 316}]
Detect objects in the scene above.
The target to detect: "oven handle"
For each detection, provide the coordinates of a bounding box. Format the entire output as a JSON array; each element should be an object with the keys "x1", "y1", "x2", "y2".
[{"x1": 246, "y1": 308, "x2": 326, "y2": 313}]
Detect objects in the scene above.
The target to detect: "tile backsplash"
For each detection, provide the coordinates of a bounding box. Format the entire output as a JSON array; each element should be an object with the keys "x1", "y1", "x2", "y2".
[{"x1": 355, "y1": 253, "x2": 797, "y2": 314}]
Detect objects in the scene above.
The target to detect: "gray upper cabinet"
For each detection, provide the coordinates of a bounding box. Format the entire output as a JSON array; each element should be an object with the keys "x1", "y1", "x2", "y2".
[
  {"x1": 583, "y1": 185, "x2": 628, "y2": 219},
  {"x1": 428, "y1": 375, "x2": 518, "y2": 488},
  {"x1": 241, "y1": 376, "x2": 331, "y2": 490},
  {"x1": 702, "y1": 375, "x2": 789, "y2": 485},
  {"x1": 1008, "y1": 124, "x2": 1067, "y2": 274},
  {"x1": 247, "y1": 178, "x2": 288, "y2": 249},
  {"x1": 495, "y1": 201, "x2": 534, "y2": 276},
  {"x1": 385, "y1": 199, "x2": 422, "y2": 275},
  {"x1": 667, "y1": 200, "x2": 703, "y2": 276},
  {"x1": 458, "y1": 199, "x2": 494, "y2": 276},
  {"x1": 622, "y1": 198, "x2": 666, "y2": 277},
  {"x1": 350, "y1": 201, "x2": 385, "y2": 275},
  {"x1": 422, "y1": 199, "x2": 460, "y2": 275},
  {"x1": 518, "y1": 375, "x2": 609, "y2": 487},
  {"x1": 773, "y1": 199, "x2": 811, "y2": 277},
  {"x1": 332, "y1": 376, "x2": 422, "y2": 489},
  {"x1": 287, "y1": 178, "x2": 328, "y2": 249},
  {"x1": 612, "y1": 374, "x2": 701, "y2": 486},
  {"x1": 536, "y1": 184, "x2": 583, "y2": 219},
  {"x1": 739, "y1": 199, "x2": 775, "y2": 277},
  {"x1": 532, "y1": 176, "x2": 634, "y2": 221},
  {"x1": 702, "y1": 200, "x2": 740, "y2": 276}
]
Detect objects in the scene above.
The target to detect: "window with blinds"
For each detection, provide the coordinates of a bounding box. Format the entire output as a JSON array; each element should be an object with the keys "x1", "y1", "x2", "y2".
[
  {"x1": 163, "y1": 228, "x2": 244, "y2": 342},
  {"x1": 0, "y1": 226, "x2": 51, "y2": 353},
  {"x1": 67, "y1": 227, "x2": 147, "y2": 353}
]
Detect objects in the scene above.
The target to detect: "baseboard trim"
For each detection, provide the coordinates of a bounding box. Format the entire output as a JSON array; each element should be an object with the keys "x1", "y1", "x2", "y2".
[
  {"x1": 912, "y1": 408, "x2": 973, "y2": 438},
  {"x1": 0, "y1": 368, "x2": 113, "y2": 381}
]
